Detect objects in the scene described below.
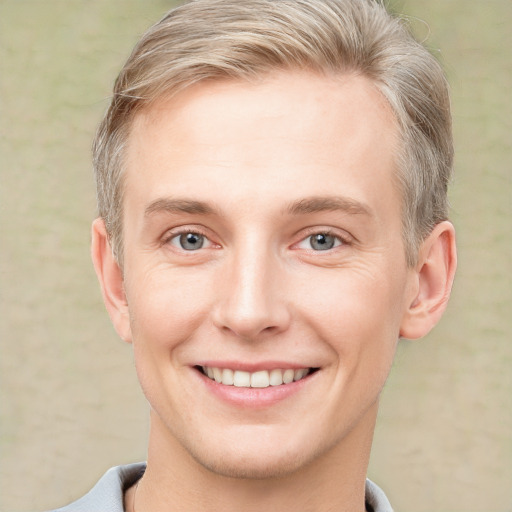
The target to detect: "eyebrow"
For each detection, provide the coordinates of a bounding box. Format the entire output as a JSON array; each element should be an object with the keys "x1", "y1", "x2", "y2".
[
  {"x1": 286, "y1": 196, "x2": 372, "y2": 217},
  {"x1": 145, "y1": 198, "x2": 219, "y2": 217},
  {"x1": 144, "y1": 195, "x2": 372, "y2": 219}
]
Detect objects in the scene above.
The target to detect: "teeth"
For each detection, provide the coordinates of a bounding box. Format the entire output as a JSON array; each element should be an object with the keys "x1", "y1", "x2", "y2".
[
  {"x1": 201, "y1": 367, "x2": 311, "y2": 388},
  {"x1": 251, "y1": 370, "x2": 270, "y2": 388},
  {"x1": 269, "y1": 369, "x2": 283, "y2": 386},
  {"x1": 233, "y1": 370, "x2": 251, "y2": 387},
  {"x1": 294, "y1": 369, "x2": 306, "y2": 381},
  {"x1": 283, "y1": 369, "x2": 294, "y2": 384},
  {"x1": 213, "y1": 367, "x2": 222, "y2": 383},
  {"x1": 222, "y1": 368, "x2": 234, "y2": 385}
]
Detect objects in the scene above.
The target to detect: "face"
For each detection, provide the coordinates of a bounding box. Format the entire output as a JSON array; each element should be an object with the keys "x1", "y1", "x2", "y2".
[{"x1": 118, "y1": 71, "x2": 417, "y2": 478}]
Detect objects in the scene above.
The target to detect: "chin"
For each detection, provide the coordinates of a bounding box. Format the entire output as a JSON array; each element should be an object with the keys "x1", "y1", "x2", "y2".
[
  {"x1": 178, "y1": 423, "x2": 336, "y2": 481},
  {"x1": 188, "y1": 445, "x2": 312, "y2": 480}
]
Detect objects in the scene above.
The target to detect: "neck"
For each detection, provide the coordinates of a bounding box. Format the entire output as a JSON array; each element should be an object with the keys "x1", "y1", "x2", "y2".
[{"x1": 132, "y1": 406, "x2": 377, "y2": 512}]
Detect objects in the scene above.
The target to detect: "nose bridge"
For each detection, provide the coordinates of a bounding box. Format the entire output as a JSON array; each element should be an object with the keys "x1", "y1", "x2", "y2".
[{"x1": 213, "y1": 233, "x2": 290, "y2": 339}]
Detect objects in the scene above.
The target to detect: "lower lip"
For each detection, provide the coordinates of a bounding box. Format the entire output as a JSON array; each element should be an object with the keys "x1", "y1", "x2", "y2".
[{"x1": 196, "y1": 370, "x2": 316, "y2": 408}]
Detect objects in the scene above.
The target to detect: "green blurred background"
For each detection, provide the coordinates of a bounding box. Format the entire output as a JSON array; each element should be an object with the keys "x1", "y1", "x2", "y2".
[{"x1": 0, "y1": 1, "x2": 510, "y2": 511}]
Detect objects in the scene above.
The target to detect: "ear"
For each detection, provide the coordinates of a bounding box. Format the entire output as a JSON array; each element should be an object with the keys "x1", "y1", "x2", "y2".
[
  {"x1": 91, "y1": 218, "x2": 132, "y2": 343},
  {"x1": 400, "y1": 221, "x2": 457, "y2": 340}
]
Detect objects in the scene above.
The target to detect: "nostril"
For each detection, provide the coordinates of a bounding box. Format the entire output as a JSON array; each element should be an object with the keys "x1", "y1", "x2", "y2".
[{"x1": 218, "y1": 320, "x2": 281, "y2": 341}]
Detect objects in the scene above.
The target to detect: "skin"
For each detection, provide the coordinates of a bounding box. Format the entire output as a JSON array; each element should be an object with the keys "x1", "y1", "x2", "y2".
[{"x1": 92, "y1": 70, "x2": 456, "y2": 512}]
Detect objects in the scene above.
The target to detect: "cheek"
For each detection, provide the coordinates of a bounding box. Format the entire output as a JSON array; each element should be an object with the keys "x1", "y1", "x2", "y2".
[
  {"x1": 297, "y1": 266, "x2": 406, "y2": 354},
  {"x1": 125, "y1": 268, "x2": 215, "y2": 417},
  {"x1": 126, "y1": 266, "x2": 214, "y2": 350}
]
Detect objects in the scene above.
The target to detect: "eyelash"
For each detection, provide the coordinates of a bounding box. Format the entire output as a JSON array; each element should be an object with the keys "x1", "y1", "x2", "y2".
[
  {"x1": 294, "y1": 229, "x2": 351, "y2": 252},
  {"x1": 162, "y1": 227, "x2": 214, "y2": 251}
]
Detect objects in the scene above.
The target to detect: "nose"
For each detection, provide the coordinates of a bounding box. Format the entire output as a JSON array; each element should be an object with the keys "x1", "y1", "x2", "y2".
[{"x1": 212, "y1": 243, "x2": 291, "y2": 340}]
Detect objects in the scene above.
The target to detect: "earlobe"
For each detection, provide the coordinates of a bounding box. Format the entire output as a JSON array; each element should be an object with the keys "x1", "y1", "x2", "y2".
[
  {"x1": 399, "y1": 221, "x2": 457, "y2": 340},
  {"x1": 91, "y1": 218, "x2": 132, "y2": 343}
]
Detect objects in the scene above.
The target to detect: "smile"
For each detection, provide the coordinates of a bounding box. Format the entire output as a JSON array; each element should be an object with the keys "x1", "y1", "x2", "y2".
[{"x1": 199, "y1": 366, "x2": 315, "y2": 388}]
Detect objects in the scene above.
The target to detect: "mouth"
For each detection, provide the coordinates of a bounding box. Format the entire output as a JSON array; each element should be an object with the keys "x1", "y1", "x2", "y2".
[{"x1": 196, "y1": 366, "x2": 318, "y2": 388}]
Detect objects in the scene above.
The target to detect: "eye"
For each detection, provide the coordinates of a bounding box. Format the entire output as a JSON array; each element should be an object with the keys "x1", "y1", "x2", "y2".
[
  {"x1": 168, "y1": 232, "x2": 211, "y2": 251},
  {"x1": 297, "y1": 232, "x2": 343, "y2": 251}
]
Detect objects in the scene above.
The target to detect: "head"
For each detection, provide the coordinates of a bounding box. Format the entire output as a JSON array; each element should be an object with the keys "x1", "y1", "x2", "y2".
[
  {"x1": 93, "y1": 0, "x2": 453, "y2": 268},
  {"x1": 90, "y1": 0, "x2": 456, "y2": 485}
]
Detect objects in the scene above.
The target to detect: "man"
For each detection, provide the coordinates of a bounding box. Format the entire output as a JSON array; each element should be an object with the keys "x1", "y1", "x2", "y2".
[{"x1": 55, "y1": 0, "x2": 457, "y2": 510}]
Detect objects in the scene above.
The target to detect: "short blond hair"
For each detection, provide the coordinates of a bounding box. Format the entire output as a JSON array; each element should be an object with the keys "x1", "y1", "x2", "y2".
[{"x1": 93, "y1": 0, "x2": 453, "y2": 266}]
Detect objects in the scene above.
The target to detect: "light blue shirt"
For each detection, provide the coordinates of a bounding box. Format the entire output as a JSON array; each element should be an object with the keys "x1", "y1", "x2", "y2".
[{"x1": 50, "y1": 462, "x2": 393, "y2": 512}]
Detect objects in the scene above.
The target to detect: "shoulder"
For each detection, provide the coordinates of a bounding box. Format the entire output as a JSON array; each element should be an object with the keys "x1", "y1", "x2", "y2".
[
  {"x1": 46, "y1": 465, "x2": 390, "y2": 512},
  {"x1": 365, "y1": 479, "x2": 394, "y2": 512},
  {"x1": 46, "y1": 462, "x2": 146, "y2": 512}
]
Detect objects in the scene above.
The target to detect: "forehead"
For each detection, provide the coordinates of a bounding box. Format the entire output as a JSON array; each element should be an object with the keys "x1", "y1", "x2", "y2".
[{"x1": 124, "y1": 70, "x2": 400, "y2": 221}]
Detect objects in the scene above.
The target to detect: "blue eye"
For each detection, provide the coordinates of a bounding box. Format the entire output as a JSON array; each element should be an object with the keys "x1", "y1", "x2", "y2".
[
  {"x1": 170, "y1": 232, "x2": 207, "y2": 251},
  {"x1": 296, "y1": 232, "x2": 343, "y2": 251},
  {"x1": 309, "y1": 233, "x2": 337, "y2": 250}
]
